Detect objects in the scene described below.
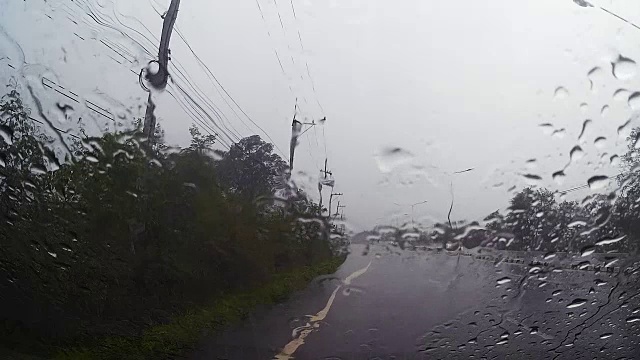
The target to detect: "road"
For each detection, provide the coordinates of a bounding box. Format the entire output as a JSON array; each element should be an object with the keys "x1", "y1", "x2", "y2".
[{"x1": 190, "y1": 243, "x2": 640, "y2": 359}]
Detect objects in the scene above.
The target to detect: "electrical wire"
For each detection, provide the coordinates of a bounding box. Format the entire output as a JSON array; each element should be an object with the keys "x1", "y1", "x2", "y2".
[
  {"x1": 166, "y1": 85, "x2": 231, "y2": 149},
  {"x1": 169, "y1": 60, "x2": 243, "y2": 140},
  {"x1": 172, "y1": 28, "x2": 253, "y2": 134},
  {"x1": 170, "y1": 26, "x2": 287, "y2": 159},
  {"x1": 170, "y1": 79, "x2": 237, "y2": 146},
  {"x1": 558, "y1": 172, "x2": 627, "y2": 194}
]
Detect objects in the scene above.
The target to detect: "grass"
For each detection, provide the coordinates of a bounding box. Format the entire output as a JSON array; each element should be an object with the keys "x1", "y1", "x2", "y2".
[{"x1": 54, "y1": 256, "x2": 345, "y2": 360}]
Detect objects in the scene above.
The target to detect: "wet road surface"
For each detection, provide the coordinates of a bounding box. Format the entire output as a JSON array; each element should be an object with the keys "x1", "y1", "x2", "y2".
[{"x1": 191, "y1": 244, "x2": 640, "y2": 360}]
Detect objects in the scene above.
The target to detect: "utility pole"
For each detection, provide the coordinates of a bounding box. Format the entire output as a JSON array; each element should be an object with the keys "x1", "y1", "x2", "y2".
[
  {"x1": 394, "y1": 200, "x2": 428, "y2": 227},
  {"x1": 335, "y1": 202, "x2": 345, "y2": 218},
  {"x1": 329, "y1": 192, "x2": 342, "y2": 219},
  {"x1": 318, "y1": 158, "x2": 333, "y2": 212},
  {"x1": 289, "y1": 117, "x2": 321, "y2": 172},
  {"x1": 143, "y1": 0, "x2": 181, "y2": 141},
  {"x1": 289, "y1": 114, "x2": 302, "y2": 172},
  {"x1": 320, "y1": 158, "x2": 332, "y2": 179}
]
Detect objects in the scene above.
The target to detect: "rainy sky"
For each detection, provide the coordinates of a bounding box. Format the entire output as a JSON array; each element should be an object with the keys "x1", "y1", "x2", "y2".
[{"x1": 2, "y1": 0, "x2": 640, "y2": 230}]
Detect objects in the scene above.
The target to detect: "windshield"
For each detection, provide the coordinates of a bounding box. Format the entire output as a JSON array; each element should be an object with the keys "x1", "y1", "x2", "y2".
[{"x1": 2, "y1": 0, "x2": 640, "y2": 359}]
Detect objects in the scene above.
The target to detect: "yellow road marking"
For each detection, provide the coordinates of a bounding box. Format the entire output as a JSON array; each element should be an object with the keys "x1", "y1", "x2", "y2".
[{"x1": 273, "y1": 261, "x2": 372, "y2": 359}]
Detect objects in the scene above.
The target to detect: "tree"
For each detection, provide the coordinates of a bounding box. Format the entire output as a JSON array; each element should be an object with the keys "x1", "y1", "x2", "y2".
[{"x1": 215, "y1": 135, "x2": 287, "y2": 201}]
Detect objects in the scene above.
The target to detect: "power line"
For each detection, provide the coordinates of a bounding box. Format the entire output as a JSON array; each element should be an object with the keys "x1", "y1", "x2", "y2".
[
  {"x1": 599, "y1": 6, "x2": 640, "y2": 31},
  {"x1": 28, "y1": 116, "x2": 83, "y2": 140},
  {"x1": 173, "y1": 28, "x2": 254, "y2": 135},
  {"x1": 170, "y1": 80, "x2": 237, "y2": 146},
  {"x1": 166, "y1": 86, "x2": 230, "y2": 149},
  {"x1": 558, "y1": 172, "x2": 626, "y2": 194},
  {"x1": 169, "y1": 60, "x2": 243, "y2": 141},
  {"x1": 171, "y1": 27, "x2": 287, "y2": 159}
]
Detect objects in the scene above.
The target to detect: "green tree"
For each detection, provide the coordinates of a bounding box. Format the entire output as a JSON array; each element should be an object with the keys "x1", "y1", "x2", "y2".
[{"x1": 215, "y1": 135, "x2": 287, "y2": 201}]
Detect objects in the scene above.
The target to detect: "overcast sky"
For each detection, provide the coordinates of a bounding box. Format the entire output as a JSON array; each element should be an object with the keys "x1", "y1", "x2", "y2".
[{"x1": 2, "y1": 0, "x2": 640, "y2": 230}]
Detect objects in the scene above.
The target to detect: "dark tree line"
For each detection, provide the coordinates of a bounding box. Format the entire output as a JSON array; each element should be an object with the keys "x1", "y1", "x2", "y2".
[{"x1": 0, "y1": 90, "x2": 342, "y2": 351}]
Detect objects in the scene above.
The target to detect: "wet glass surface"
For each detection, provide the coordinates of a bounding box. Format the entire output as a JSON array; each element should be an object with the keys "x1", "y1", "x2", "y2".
[{"x1": 2, "y1": 0, "x2": 640, "y2": 359}]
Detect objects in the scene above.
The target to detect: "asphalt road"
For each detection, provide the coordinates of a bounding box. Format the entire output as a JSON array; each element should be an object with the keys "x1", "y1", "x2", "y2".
[{"x1": 190, "y1": 244, "x2": 640, "y2": 360}]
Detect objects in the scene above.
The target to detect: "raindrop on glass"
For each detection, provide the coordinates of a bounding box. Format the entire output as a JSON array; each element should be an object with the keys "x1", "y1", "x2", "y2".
[
  {"x1": 588, "y1": 175, "x2": 609, "y2": 190},
  {"x1": 626, "y1": 316, "x2": 640, "y2": 323},
  {"x1": 554, "y1": 87, "x2": 569, "y2": 100},
  {"x1": 570, "y1": 146, "x2": 584, "y2": 162},
  {"x1": 567, "y1": 299, "x2": 587, "y2": 309},
  {"x1": 578, "y1": 120, "x2": 592, "y2": 142},
  {"x1": 629, "y1": 92, "x2": 640, "y2": 111},
  {"x1": 612, "y1": 55, "x2": 637, "y2": 80},
  {"x1": 610, "y1": 155, "x2": 620, "y2": 166},
  {"x1": 579, "y1": 103, "x2": 588, "y2": 113},
  {"x1": 552, "y1": 128, "x2": 566, "y2": 139},
  {"x1": 594, "y1": 137, "x2": 607, "y2": 149},
  {"x1": 581, "y1": 246, "x2": 596, "y2": 257},
  {"x1": 553, "y1": 170, "x2": 566, "y2": 185},
  {"x1": 614, "y1": 89, "x2": 629, "y2": 101}
]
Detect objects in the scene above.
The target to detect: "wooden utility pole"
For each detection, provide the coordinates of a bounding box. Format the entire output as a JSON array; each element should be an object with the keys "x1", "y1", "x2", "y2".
[
  {"x1": 335, "y1": 201, "x2": 345, "y2": 218},
  {"x1": 318, "y1": 158, "x2": 333, "y2": 211},
  {"x1": 329, "y1": 192, "x2": 342, "y2": 219},
  {"x1": 320, "y1": 158, "x2": 332, "y2": 179},
  {"x1": 143, "y1": 0, "x2": 181, "y2": 140}
]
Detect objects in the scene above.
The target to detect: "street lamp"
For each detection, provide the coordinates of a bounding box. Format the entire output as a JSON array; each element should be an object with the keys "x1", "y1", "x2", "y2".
[
  {"x1": 394, "y1": 199, "x2": 429, "y2": 226},
  {"x1": 447, "y1": 167, "x2": 475, "y2": 229}
]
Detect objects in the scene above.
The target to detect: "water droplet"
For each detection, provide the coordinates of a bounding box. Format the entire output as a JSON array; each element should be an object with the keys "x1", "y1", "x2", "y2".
[
  {"x1": 554, "y1": 87, "x2": 569, "y2": 100},
  {"x1": 573, "y1": 0, "x2": 593, "y2": 7},
  {"x1": 522, "y1": 173, "x2": 542, "y2": 182},
  {"x1": 497, "y1": 277, "x2": 512, "y2": 285},
  {"x1": 601, "y1": 105, "x2": 610, "y2": 118},
  {"x1": 578, "y1": 120, "x2": 592, "y2": 142},
  {"x1": 570, "y1": 146, "x2": 584, "y2": 162},
  {"x1": 595, "y1": 235, "x2": 626, "y2": 246},
  {"x1": 581, "y1": 246, "x2": 596, "y2": 256},
  {"x1": 30, "y1": 164, "x2": 47, "y2": 175},
  {"x1": 539, "y1": 123, "x2": 554, "y2": 135},
  {"x1": 587, "y1": 67, "x2": 604, "y2": 91},
  {"x1": 553, "y1": 170, "x2": 566, "y2": 185},
  {"x1": 544, "y1": 252, "x2": 556, "y2": 260},
  {"x1": 600, "y1": 333, "x2": 613, "y2": 339},
  {"x1": 594, "y1": 137, "x2": 607, "y2": 149},
  {"x1": 588, "y1": 175, "x2": 609, "y2": 190},
  {"x1": 552, "y1": 128, "x2": 566, "y2": 139},
  {"x1": 553, "y1": 290, "x2": 562, "y2": 296},
  {"x1": 629, "y1": 92, "x2": 640, "y2": 111},
  {"x1": 610, "y1": 155, "x2": 620, "y2": 166},
  {"x1": 567, "y1": 299, "x2": 587, "y2": 308},
  {"x1": 0, "y1": 124, "x2": 13, "y2": 145},
  {"x1": 614, "y1": 89, "x2": 629, "y2": 101},
  {"x1": 85, "y1": 156, "x2": 99, "y2": 163},
  {"x1": 612, "y1": 55, "x2": 637, "y2": 80},
  {"x1": 496, "y1": 339, "x2": 508, "y2": 345},
  {"x1": 47, "y1": 251, "x2": 58, "y2": 258},
  {"x1": 579, "y1": 103, "x2": 589, "y2": 113},
  {"x1": 374, "y1": 147, "x2": 413, "y2": 173},
  {"x1": 626, "y1": 316, "x2": 640, "y2": 323}
]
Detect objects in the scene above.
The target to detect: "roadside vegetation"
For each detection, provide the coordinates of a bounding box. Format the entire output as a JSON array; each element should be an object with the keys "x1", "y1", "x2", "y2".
[{"x1": 0, "y1": 89, "x2": 346, "y2": 358}]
